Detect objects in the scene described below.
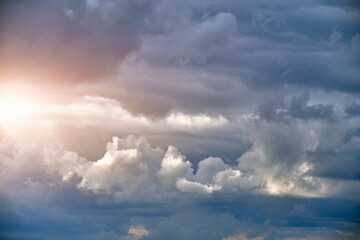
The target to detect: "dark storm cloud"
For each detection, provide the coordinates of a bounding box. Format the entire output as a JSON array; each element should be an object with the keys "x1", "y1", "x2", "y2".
[
  {"x1": 256, "y1": 93, "x2": 334, "y2": 122},
  {"x1": 0, "y1": 0, "x2": 358, "y2": 93},
  {"x1": 318, "y1": 0, "x2": 360, "y2": 9},
  {"x1": 1, "y1": 185, "x2": 359, "y2": 240},
  {"x1": 288, "y1": 94, "x2": 334, "y2": 120},
  {"x1": 346, "y1": 103, "x2": 360, "y2": 118},
  {"x1": 128, "y1": 0, "x2": 360, "y2": 95},
  {"x1": 309, "y1": 150, "x2": 360, "y2": 180},
  {"x1": 90, "y1": 0, "x2": 360, "y2": 117},
  {"x1": 308, "y1": 126, "x2": 360, "y2": 181}
]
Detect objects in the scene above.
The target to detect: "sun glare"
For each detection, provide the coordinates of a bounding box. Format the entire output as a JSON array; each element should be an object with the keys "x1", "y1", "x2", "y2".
[{"x1": 0, "y1": 95, "x2": 35, "y2": 122}]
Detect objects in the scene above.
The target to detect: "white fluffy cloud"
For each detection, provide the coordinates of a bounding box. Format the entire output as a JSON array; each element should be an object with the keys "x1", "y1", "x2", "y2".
[
  {"x1": 0, "y1": 133, "x2": 337, "y2": 201},
  {"x1": 41, "y1": 136, "x2": 250, "y2": 196},
  {"x1": 44, "y1": 136, "x2": 164, "y2": 195},
  {"x1": 158, "y1": 145, "x2": 193, "y2": 186}
]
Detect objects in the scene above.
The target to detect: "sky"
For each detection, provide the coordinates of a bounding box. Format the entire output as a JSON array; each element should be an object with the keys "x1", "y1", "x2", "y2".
[{"x1": 0, "y1": 0, "x2": 359, "y2": 239}]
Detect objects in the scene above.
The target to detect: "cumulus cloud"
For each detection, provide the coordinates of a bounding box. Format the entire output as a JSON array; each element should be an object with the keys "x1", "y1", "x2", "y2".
[
  {"x1": 44, "y1": 136, "x2": 164, "y2": 196},
  {"x1": 158, "y1": 145, "x2": 193, "y2": 186},
  {"x1": 194, "y1": 157, "x2": 227, "y2": 183},
  {"x1": 0, "y1": 133, "x2": 335, "y2": 200}
]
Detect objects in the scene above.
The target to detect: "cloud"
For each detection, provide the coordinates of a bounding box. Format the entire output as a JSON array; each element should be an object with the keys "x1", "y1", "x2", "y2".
[
  {"x1": 288, "y1": 94, "x2": 334, "y2": 121},
  {"x1": 1, "y1": 132, "x2": 359, "y2": 239},
  {"x1": 0, "y1": 0, "x2": 153, "y2": 83},
  {"x1": 0, "y1": 129, "x2": 333, "y2": 203},
  {"x1": 222, "y1": 233, "x2": 264, "y2": 240},
  {"x1": 13, "y1": 134, "x2": 334, "y2": 198},
  {"x1": 194, "y1": 157, "x2": 227, "y2": 183},
  {"x1": 44, "y1": 136, "x2": 164, "y2": 196},
  {"x1": 256, "y1": 93, "x2": 334, "y2": 123},
  {"x1": 345, "y1": 102, "x2": 360, "y2": 118},
  {"x1": 307, "y1": 124, "x2": 360, "y2": 181},
  {"x1": 176, "y1": 178, "x2": 218, "y2": 194},
  {"x1": 139, "y1": 12, "x2": 237, "y2": 64},
  {"x1": 127, "y1": 225, "x2": 150, "y2": 240},
  {"x1": 145, "y1": 210, "x2": 241, "y2": 240},
  {"x1": 1, "y1": 90, "x2": 358, "y2": 200},
  {"x1": 158, "y1": 145, "x2": 193, "y2": 186},
  {"x1": 166, "y1": 113, "x2": 228, "y2": 129}
]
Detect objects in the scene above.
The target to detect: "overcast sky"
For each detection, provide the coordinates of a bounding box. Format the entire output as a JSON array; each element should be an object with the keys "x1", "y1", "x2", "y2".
[{"x1": 0, "y1": 0, "x2": 359, "y2": 239}]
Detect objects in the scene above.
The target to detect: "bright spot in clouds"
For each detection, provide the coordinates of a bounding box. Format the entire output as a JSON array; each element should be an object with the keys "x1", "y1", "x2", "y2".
[{"x1": 0, "y1": 95, "x2": 35, "y2": 122}]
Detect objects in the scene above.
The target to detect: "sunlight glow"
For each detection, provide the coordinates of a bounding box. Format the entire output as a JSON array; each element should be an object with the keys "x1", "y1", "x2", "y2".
[{"x1": 0, "y1": 95, "x2": 36, "y2": 122}]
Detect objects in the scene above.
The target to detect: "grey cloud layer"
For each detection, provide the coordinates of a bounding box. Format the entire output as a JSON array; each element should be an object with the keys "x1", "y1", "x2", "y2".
[{"x1": 1, "y1": 0, "x2": 359, "y2": 92}]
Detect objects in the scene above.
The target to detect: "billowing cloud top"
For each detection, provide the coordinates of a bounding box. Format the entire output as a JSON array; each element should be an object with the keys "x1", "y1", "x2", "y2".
[{"x1": 0, "y1": 0, "x2": 359, "y2": 240}]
